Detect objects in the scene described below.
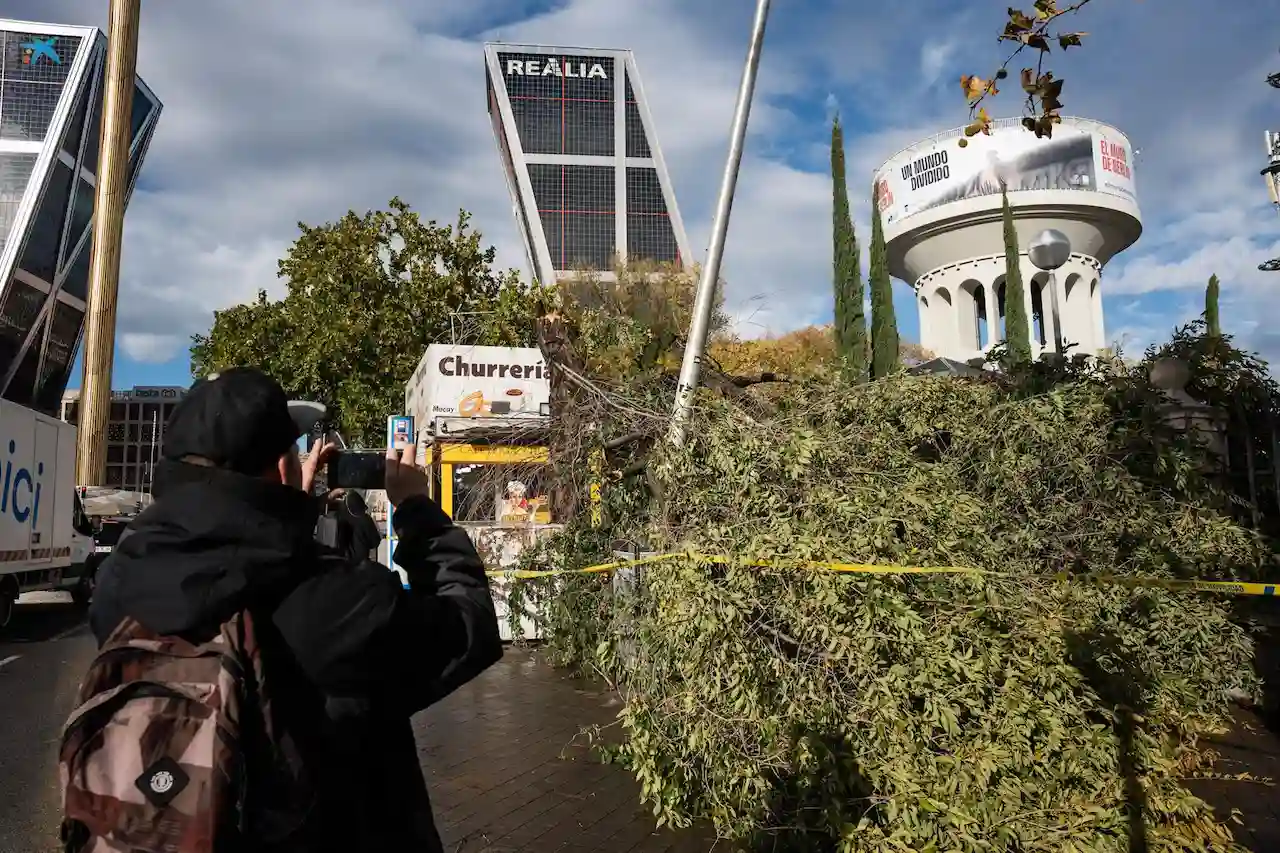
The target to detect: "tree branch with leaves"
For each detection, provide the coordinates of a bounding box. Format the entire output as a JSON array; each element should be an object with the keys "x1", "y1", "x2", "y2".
[
  {"x1": 959, "y1": 0, "x2": 1094, "y2": 146},
  {"x1": 190, "y1": 198, "x2": 543, "y2": 445}
]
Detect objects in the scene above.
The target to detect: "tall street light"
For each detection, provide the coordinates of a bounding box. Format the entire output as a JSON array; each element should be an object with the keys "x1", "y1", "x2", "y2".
[
  {"x1": 76, "y1": 0, "x2": 141, "y2": 485},
  {"x1": 1261, "y1": 129, "x2": 1280, "y2": 272},
  {"x1": 667, "y1": 0, "x2": 772, "y2": 448},
  {"x1": 1028, "y1": 229, "x2": 1071, "y2": 357},
  {"x1": 1260, "y1": 49, "x2": 1279, "y2": 272}
]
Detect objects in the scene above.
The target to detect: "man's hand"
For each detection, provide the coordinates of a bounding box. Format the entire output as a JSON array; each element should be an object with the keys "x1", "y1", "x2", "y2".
[
  {"x1": 385, "y1": 442, "x2": 431, "y2": 507},
  {"x1": 302, "y1": 439, "x2": 338, "y2": 494}
]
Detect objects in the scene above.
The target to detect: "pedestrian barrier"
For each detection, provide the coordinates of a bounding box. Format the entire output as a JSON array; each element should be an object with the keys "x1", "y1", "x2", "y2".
[{"x1": 484, "y1": 553, "x2": 1280, "y2": 596}]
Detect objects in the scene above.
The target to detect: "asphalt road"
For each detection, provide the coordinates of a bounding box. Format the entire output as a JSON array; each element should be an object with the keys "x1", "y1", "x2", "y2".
[{"x1": 0, "y1": 592, "x2": 98, "y2": 853}]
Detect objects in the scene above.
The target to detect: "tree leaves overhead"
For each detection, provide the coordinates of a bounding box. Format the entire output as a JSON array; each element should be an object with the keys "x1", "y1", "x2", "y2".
[
  {"x1": 960, "y1": 0, "x2": 1095, "y2": 143},
  {"x1": 190, "y1": 198, "x2": 542, "y2": 445}
]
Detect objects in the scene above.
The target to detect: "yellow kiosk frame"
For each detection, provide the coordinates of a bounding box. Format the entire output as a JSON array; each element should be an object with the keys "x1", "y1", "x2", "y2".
[
  {"x1": 431, "y1": 442, "x2": 602, "y2": 526},
  {"x1": 435, "y1": 443, "x2": 551, "y2": 522}
]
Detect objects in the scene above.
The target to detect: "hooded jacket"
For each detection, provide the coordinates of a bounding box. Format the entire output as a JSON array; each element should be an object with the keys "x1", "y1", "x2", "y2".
[
  {"x1": 88, "y1": 459, "x2": 502, "y2": 852},
  {"x1": 320, "y1": 491, "x2": 382, "y2": 563}
]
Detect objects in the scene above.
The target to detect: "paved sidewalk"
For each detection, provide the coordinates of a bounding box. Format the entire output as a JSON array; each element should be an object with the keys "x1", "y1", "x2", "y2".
[
  {"x1": 413, "y1": 647, "x2": 720, "y2": 853},
  {"x1": 1191, "y1": 710, "x2": 1280, "y2": 851},
  {"x1": 415, "y1": 647, "x2": 1280, "y2": 852}
]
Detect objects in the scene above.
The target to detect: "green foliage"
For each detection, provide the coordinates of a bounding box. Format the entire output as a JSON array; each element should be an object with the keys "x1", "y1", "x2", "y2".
[
  {"x1": 190, "y1": 198, "x2": 543, "y2": 445},
  {"x1": 511, "y1": 338, "x2": 1270, "y2": 851},
  {"x1": 1000, "y1": 189, "x2": 1033, "y2": 364},
  {"x1": 1205, "y1": 274, "x2": 1221, "y2": 338},
  {"x1": 868, "y1": 197, "x2": 899, "y2": 379},
  {"x1": 1141, "y1": 319, "x2": 1280, "y2": 534},
  {"x1": 555, "y1": 261, "x2": 725, "y2": 381},
  {"x1": 831, "y1": 117, "x2": 867, "y2": 380}
]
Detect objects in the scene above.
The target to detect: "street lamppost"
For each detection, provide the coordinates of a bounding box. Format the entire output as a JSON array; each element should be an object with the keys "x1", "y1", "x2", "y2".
[
  {"x1": 1260, "y1": 49, "x2": 1279, "y2": 272},
  {"x1": 667, "y1": 0, "x2": 772, "y2": 448},
  {"x1": 1028, "y1": 229, "x2": 1072, "y2": 356},
  {"x1": 1261, "y1": 129, "x2": 1280, "y2": 272}
]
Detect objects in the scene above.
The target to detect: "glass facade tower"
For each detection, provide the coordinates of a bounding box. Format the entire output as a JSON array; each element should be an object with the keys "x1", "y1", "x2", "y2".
[
  {"x1": 0, "y1": 19, "x2": 162, "y2": 414},
  {"x1": 483, "y1": 43, "x2": 691, "y2": 283}
]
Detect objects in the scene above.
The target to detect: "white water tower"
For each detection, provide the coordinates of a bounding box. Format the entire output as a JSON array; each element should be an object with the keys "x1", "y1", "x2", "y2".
[{"x1": 873, "y1": 117, "x2": 1142, "y2": 361}]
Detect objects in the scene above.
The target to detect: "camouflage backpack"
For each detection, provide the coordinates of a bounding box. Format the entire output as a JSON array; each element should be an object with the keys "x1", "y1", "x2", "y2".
[{"x1": 57, "y1": 611, "x2": 308, "y2": 852}]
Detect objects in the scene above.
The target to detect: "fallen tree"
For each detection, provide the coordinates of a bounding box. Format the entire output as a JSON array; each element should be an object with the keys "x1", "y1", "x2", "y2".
[{"x1": 509, "y1": 287, "x2": 1271, "y2": 852}]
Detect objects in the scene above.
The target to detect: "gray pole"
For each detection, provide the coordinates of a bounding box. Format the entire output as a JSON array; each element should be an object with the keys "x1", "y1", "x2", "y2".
[
  {"x1": 667, "y1": 0, "x2": 772, "y2": 448},
  {"x1": 1047, "y1": 270, "x2": 1064, "y2": 355},
  {"x1": 1028, "y1": 229, "x2": 1071, "y2": 357}
]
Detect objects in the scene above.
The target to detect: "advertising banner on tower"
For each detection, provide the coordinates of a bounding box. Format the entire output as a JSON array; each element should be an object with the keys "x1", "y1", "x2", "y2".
[
  {"x1": 874, "y1": 123, "x2": 1134, "y2": 227},
  {"x1": 1091, "y1": 129, "x2": 1136, "y2": 203}
]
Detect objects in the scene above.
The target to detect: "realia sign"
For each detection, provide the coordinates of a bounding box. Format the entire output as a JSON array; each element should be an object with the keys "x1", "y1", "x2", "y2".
[{"x1": 505, "y1": 58, "x2": 607, "y2": 79}]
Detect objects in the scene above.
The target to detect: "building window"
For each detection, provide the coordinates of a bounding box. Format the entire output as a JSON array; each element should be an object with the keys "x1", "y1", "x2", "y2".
[
  {"x1": 498, "y1": 52, "x2": 615, "y2": 157},
  {"x1": 626, "y1": 167, "x2": 679, "y2": 265},
  {"x1": 0, "y1": 279, "x2": 44, "y2": 383},
  {"x1": 529, "y1": 163, "x2": 615, "y2": 272},
  {"x1": 17, "y1": 160, "x2": 74, "y2": 283},
  {"x1": 624, "y1": 76, "x2": 651, "y2": 159},
  {"x1": 451, "y1": 464, "x2": 549, "y2": 524}
]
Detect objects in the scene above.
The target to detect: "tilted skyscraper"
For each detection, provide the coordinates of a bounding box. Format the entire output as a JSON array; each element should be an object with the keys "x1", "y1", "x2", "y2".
[
  {"x1": 483, "y1": 43, "x2": 691, "y2": 283},
  {"x1": 0, "y1": 19, "x2": 161, "y2": 413}
]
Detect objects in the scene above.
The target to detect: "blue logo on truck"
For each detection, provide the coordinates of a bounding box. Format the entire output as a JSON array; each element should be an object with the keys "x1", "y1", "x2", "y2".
[{"x1": 1, "y1": 440, "x2": 42, "y2": 527}]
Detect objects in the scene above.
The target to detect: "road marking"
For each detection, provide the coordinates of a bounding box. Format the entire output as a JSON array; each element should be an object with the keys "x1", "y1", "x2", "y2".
[
  {"x1": 51, "y1": 624, "x2": 86, "y2": 642},
  {"x1": 0, "y1": 655, "x2": 19, "y2": 669}
]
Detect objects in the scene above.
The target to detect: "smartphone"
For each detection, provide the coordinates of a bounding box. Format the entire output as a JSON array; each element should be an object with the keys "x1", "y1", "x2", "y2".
[
  {"x1": 327, "y1": 450, "x2": 386, "y2": 491},
  {"x1": 390, "y1": 415, "x2": 414, "y2": 451}
]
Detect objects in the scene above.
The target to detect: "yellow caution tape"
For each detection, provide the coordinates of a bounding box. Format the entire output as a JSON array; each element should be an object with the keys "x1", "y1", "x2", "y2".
[
  {"x1": 1059, "y1": 574, "x2": 1279, "y2": 596},
  {"x1": 485, "y1": 553, "x2": 1280, "y2": 597}
]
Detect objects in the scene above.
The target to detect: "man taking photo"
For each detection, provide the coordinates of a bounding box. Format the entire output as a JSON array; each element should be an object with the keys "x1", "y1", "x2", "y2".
[{"x1": 76, "y1": 367, "x2": 501, "y2": 852}]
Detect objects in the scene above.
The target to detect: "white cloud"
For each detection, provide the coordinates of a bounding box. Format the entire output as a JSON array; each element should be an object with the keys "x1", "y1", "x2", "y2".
[
  {"x1": 1105, "y1": 235, "x2": 1280, "y2": 296},
  {"x1": 118, "y1": 332, "x2": 183, "y2": 363},
  {"x1": 918, "y1": 38, "x2": 958, "y2": 89},
  {"x1": 4, "y1": 0, "x2": 1275, "y2": 373}
]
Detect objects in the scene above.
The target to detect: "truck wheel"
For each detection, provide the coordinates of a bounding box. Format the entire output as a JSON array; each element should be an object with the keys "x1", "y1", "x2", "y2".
[{"x1": 0, "y1": 580, "x2": 16, "y2": 630}]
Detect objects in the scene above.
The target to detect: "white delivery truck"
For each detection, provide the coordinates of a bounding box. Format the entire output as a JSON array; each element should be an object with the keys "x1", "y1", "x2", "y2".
[{"x1": 0, "y1": 397, "x2": 95, "y2": 628}]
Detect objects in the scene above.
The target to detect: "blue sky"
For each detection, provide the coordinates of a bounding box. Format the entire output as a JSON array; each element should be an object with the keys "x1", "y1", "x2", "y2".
[{"x1": 9, "y1": 0, "x2": 1276, "y2": 389}]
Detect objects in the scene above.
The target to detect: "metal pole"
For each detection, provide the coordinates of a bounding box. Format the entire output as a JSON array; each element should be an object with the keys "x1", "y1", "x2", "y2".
[
  {"x1": 147, "y1": 410, "x2": 157, "y2": 497},
  {"x1": 667, "y1": 0, "x2": 772, "y2": 448},
  {"x1": 76, "y1": 0, "x2": 141, "y2": 486},
  {"x1": 1047, "y1": 270, "x2": 1064, "y2": 355}
]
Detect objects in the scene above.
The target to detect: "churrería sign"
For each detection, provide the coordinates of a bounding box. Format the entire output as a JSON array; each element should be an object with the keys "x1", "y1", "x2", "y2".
[{"x1": 413, "y1": 345, "x2": 550, "y2": 423}]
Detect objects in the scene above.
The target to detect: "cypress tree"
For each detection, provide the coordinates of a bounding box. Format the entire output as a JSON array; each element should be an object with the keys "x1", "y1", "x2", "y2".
[
  {"x1": 831, "y1": 116, "x2": 866, "y2": 379},
  {"x1": 1205, "y1": 274, "x2": 1221, "y2": 337},
  {"x1": 1000, "y1": 188, "x2": 1032, "y2": 364},
  {"x1": 868, "y1": 195, "x2": 899, "y2": 378}
]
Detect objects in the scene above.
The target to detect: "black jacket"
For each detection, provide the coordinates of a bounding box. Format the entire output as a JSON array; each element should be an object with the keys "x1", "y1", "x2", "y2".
[
  {"x1": 89, "y1": 459, "x2": 502, "y2": 852},
  {"x1": 325, "y1": 496, "x2": 382, "y2": 563}
]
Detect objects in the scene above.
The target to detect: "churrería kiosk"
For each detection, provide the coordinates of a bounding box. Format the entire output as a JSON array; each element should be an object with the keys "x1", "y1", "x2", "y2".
[{"x1": 400, "y1": 344, "x2": 559, "y2": 640}]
